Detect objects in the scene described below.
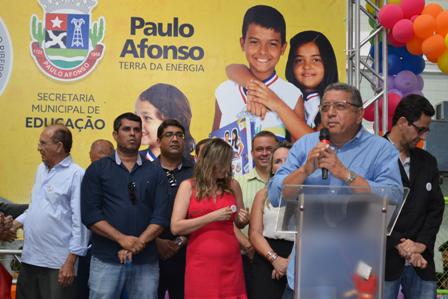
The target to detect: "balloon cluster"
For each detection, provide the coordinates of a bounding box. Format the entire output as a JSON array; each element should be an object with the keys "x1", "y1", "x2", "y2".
[
  {"x1": 366, "y1": 46, "x2": 425, "y2": 129},
  {"x1": 364, "y1": 0, "x2": 448, "y2": 129},
  {"x1": 364, "y1": 69, "x2": 423, "y2": 129},
  {"x1": 378, "y1": 0, "x2": 448, "y2": 73}
]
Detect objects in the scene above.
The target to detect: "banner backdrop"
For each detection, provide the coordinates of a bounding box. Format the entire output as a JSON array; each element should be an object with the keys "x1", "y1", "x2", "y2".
[{"x1": 0, "y1": 1, "x2": 345, "y2": 203}]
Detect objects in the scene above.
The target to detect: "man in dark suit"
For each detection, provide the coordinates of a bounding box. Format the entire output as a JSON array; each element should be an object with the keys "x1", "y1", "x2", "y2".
[{"x1": 384, "y1": 94, "x2": 445, "y2": 299}]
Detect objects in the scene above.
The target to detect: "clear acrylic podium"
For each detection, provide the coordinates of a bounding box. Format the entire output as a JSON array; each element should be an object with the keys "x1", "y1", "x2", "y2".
[{"x1": 275, "y1": 185, "x2": 408, "y2": 299}]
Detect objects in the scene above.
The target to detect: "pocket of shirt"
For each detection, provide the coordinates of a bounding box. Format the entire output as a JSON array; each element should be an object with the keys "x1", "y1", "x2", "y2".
[{"x1": 44, "y1": 182, "x2": 70, "y2": 211}]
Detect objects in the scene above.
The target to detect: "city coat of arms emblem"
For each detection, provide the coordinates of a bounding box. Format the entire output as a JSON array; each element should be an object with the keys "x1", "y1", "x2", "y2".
[{"x1": 30, "y1": 0, "x2": 105, "y2": 81}]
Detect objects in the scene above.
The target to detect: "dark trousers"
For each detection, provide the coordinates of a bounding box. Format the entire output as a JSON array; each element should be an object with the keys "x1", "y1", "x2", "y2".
[
  {"x1": 76, "y1": 249, "x2": 91, "y2": 299},
  {"x1": 16, "y1": 263, "x2": 76, "y2": 299},
  {"x1": 157, "y1": 248, "x2": 186, "y2": 299},
  {"x1": 251, "y1": 238, "x2": 293, "y2": 299},
  {"x1": 242, "y1": 255, "x2": 253, "y2": 299}
]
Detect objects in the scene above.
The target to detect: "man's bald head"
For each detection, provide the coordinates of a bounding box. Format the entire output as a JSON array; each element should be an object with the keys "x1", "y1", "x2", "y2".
[{"x1": 90, "y1": 139, "x2": 114, "y2": 162}]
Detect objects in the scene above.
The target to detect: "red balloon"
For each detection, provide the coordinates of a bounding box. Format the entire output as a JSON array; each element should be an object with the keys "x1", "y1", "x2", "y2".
[
  {"x1": 400, "y1": 0, "x2": 425, "y2": 19},
  {"x1": 387, "y1": 31, "x2": 406, "y2": 47},
  {"x1": 392, "y1": 19, "x2": 414, "y2": 43},
  {"x1": 379, "y1": 4, "x2": 404, "y2": 29},
  {"x1": 365, "y1": 92, "x2": 402, "y2": 122},
  {"x1": 386, "y1": 92, "x2": 402, "y2": 117},
  {"x1": 364, "y1": 103, "x2": 376, "y2": 122}
]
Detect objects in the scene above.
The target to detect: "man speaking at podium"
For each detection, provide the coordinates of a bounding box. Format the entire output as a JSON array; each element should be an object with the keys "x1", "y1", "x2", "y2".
[{"x1": 268, "y1": 83, "x2": 403, "y2": 298}]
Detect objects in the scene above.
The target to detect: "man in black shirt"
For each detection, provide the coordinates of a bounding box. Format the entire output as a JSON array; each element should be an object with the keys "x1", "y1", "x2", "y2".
[
  {"x1": 81, "y1": 113, "x2": 169, "y2": 299},
  {"x1": 152, "y1": 119, "x2": 194, "y2": 299}
]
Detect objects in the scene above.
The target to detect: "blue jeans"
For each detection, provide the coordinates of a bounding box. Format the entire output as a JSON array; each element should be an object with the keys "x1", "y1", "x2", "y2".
[
  {"x1": 89, "y1": 256, "x2": 159, "y2": 299},
  {"x1": 384, "y1": 266, "x2": 436, "y2": 299},
  {"x1": 282, "y1": 285, "x2": 294, "y2": 299}
]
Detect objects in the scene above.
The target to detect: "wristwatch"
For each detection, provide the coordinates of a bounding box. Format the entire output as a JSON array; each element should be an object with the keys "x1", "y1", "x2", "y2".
[
  {"x1": 344, "y1": 170, "x2": 358, "y2": 185},
  {"x1": 175, "y1": 236, "x2": 184, "y2": 247}
]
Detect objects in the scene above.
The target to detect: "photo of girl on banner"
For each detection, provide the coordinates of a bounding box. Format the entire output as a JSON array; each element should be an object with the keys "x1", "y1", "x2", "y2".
[
  {"x1": 285, "y1": 30, "x2": 339, "y2": 129},
  {"x1": 135, "y1": 83, "x2": 196, "y2": 160}
]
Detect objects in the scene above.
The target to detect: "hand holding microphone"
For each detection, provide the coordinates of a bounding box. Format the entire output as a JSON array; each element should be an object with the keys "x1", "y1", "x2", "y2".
[
  {"x1": 316, "y1": 129, "x2": 351, "y2": 182},
  {"x1": 319, "y1": 128, "x2": 330, "y2": 180},
  {"x1": 302, "y1": 129, "x2": 331, "y2": 176}
]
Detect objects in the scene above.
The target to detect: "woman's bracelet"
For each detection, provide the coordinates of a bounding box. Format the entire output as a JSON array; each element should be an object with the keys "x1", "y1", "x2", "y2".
[{"x1": 266, "y1": 250, "x2": 278, "y2": 263}]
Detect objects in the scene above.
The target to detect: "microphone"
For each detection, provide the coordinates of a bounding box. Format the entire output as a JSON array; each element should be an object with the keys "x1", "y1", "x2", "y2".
[{"x1": 319, "y1": 128, "x2": 330, "y2": 180}]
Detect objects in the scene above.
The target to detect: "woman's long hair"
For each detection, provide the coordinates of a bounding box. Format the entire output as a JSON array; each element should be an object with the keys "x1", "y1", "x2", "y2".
[
  {"x1": 194, "y1": 138, "x2": 233, "y2": 200},
  {"x1": 285, "y1": 30, "x2": 339, "y2": 98},
  {"x1": 138, "y1": 83, "x2": 195, "y2": 156}
]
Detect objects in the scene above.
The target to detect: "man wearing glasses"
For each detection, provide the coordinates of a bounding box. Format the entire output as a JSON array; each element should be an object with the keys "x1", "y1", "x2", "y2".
[
  {"x1": 152, "y1": 119, "x2": 194, "y2": 299},
  {"x1": 384, "y1": 94, "x2": 444, "y2": 299},
  {"x1": 81, "y1": 113, "x2": 169, "y2": 299},
  {"x1": 268, "y1": 83, "x2": 402, "y2": 298}
]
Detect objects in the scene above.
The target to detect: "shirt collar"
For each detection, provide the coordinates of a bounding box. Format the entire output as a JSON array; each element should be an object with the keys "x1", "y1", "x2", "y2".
[
  {"x1": 156, "y1": 155, "x2": 194, "y2": 171},
  {"x1": 400, "y1": 156, "x2": 410, "y2": 166},
  {"x1": 114, "y1": 151, "x2": 142, "y2": 166},
  {"x1": 162, "y1": 163, "x2": 183, "y2": 172},
  {"x1": 384, "y1": 133, "x2": 398, "y2": 149},
  {"x1": 47, "y1": 155, "x2": 72, "y2": 171},
  {"x1": 335, "y1": 126, "x2": 364, "y2": 148},
  {"x1": 242, "y1": 71, "x2": 278, "y2": 95},
  {"x1": 247, "y1": 168, "x2": 267, "y2": 183},
  {"x1": 144, "y1": 148, "x2": 157, "y2": 161}
]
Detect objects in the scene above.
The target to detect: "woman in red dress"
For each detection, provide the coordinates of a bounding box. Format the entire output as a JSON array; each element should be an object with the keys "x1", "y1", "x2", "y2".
[{"x1": 171, "y1": 138, "x2": 249, "y2": 299}]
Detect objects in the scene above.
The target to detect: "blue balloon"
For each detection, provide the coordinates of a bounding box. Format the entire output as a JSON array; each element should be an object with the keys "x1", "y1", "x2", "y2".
[
  {"x1": 371, "y1": 43, "x2": 422, "y2": 75},
  {"x1": 369, "y1": 44, "x2": 383, "y2": 59},
  {"x1": 370, "y1": 43, "x2": 400, "y2": 59},
  {"x1": 388, "y1": 45, "x2": 401, "y2": 56},
  {"x1": 387, "y1": 53, "x2": 404, "y2": 75},
  {"x1": 392, "y1": 46, "x2": 411, "y2": 59},
  {"x1": 403, "y1": 55, "x2": 425, "y2": 74}
]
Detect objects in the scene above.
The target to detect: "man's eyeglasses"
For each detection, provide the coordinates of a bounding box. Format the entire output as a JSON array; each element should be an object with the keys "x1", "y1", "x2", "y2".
[
  {"x1": 408, "y1": 121, "x2": 430, "y2": 135},
  {"x1": 254, "y1": 146, "x2": 274, "y2": 154},
  {"x1": 165, "y1": 170, "x2": 177, "y2": 187},
  {"x1": 319, "y1": 101, "x2": 361, "y2": 113},
  {"x1": 128, "y1": 182, "x2": 137, "y2": 204},
  {"x1": 162, "y1": 132, "x2": 185, "y2": 139}
]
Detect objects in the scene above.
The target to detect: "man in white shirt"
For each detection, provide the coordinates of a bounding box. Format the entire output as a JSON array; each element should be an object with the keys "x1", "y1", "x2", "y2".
[{"x1": 13, "y1": 124, "x2": 89, "y2": 299}]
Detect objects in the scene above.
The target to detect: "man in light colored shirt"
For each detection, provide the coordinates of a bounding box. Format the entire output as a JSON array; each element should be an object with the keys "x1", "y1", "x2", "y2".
[
  {"x1": 13, "y1": 124, "x2": 89, "y2": 299},
  {"x1": 235, "y1": 130, "x2": 278, "y2": 298},
  {"x1": 268, "y1": 83, "x2": 402, "y2": 298}
]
